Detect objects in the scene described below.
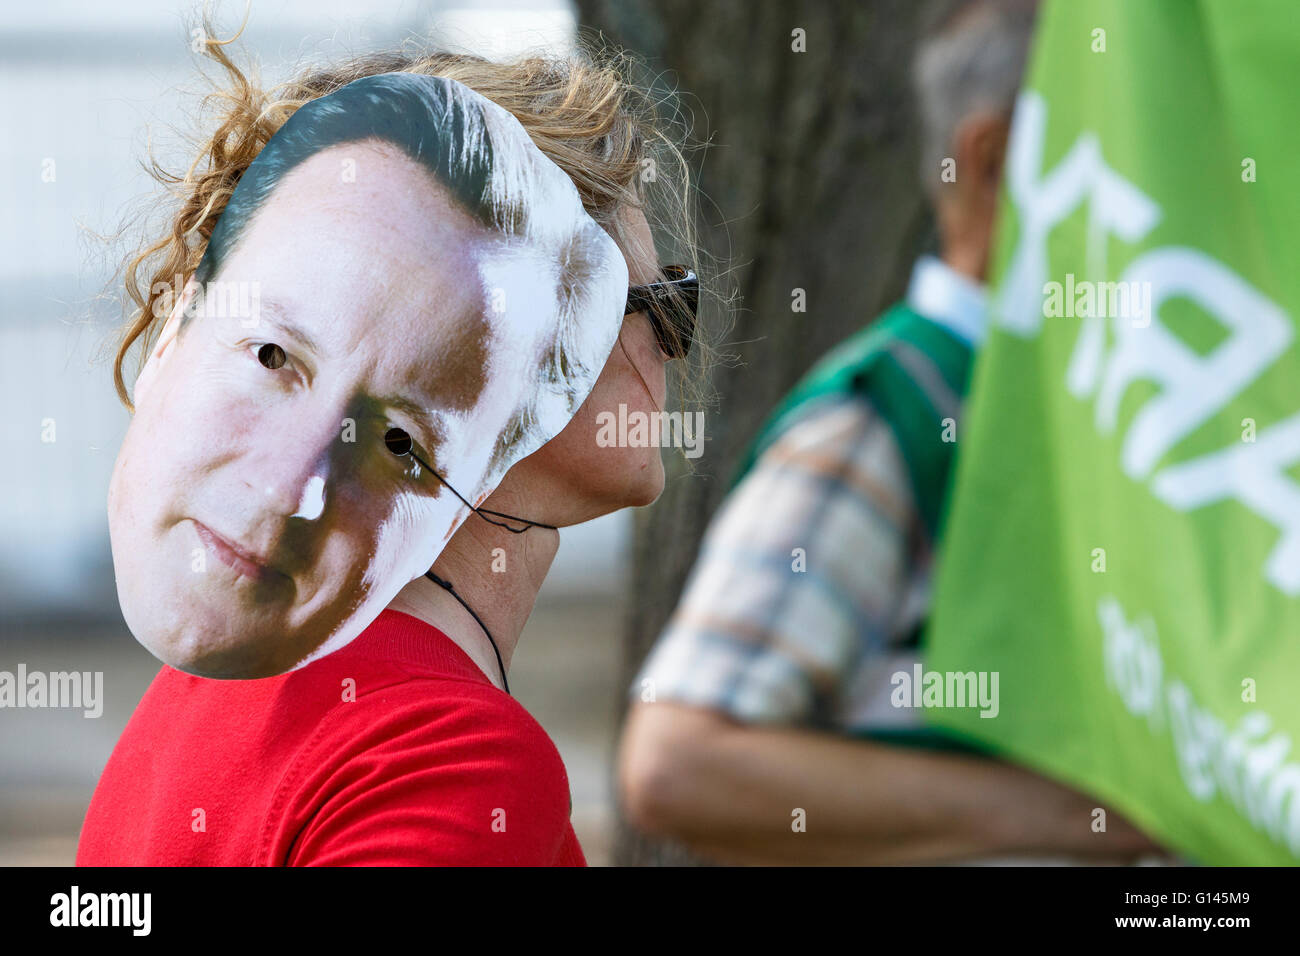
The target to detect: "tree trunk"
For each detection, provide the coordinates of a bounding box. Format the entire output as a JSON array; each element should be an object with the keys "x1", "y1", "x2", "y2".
[{"x1": 573, "y1": 0, "x2": 945, "y2": 866}]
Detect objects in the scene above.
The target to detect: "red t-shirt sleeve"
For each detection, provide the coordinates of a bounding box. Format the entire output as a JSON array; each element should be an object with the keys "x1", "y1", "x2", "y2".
[{"x1": 272, "y1": 679, "x2": 576, "y2": 866}]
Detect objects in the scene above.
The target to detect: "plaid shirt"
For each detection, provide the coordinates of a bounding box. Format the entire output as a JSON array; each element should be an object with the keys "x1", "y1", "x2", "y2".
[
  {"x1": 632, "y1": 392, "x2": 932, "y2": 734},
  {"x1": 632, "y1": 256, "x2": 989, "y2": 735}
]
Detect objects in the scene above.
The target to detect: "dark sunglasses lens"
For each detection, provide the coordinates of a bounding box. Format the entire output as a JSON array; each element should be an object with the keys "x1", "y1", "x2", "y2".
[
  {"x1": 664, "y1": 267, "x2": 697, "y2": 358},
  {"x1": 625, "y1": 267, "x2": 697, "y2": 358},
  {"x1": 652, "y1": 305, "x2": 693, "y2": 358}
]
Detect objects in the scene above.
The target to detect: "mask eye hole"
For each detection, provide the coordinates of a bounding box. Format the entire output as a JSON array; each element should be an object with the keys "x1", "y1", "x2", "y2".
[
  {"x1": 257, "y1": 343, "x2": 287, "y2": 370},
  {"x1": 384, "y1": 427, "x2": 413, "y2": 457}
]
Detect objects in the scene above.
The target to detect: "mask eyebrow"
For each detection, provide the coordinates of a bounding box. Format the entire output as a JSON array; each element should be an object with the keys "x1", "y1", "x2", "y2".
[{"x1": 257, "y1": 299, "x2": 324, "y2": 358}]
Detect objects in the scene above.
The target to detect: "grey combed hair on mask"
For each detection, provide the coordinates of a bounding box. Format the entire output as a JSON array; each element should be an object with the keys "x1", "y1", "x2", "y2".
[
  {"x1": 193, "y1": 71, "x2": 626, "y2": 495},
  {"x1": 913, "y1": 0, "x2": 1039, "y2": 197}
]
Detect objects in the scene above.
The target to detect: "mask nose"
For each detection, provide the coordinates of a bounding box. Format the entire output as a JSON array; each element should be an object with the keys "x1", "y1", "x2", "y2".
[
  {"x1": 245, "y1": 415, "x2": 337, "y2": 520},
  {"x1": 291, "y1": 475, "x2": 327, "y2": 520}
]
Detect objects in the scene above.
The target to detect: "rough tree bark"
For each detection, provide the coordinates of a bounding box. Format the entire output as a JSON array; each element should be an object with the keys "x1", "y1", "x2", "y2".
[{"x1": 572, "y1": 0, "x2": 947, "y2": 865}]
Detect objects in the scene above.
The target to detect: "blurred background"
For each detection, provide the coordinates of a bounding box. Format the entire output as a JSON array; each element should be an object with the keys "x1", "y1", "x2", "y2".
[{"x1": 1, "y1": 0, "x2": 939, "y2": 865}]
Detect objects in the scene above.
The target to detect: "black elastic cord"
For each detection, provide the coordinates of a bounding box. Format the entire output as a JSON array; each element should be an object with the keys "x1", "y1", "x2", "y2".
[
  {"x1": 406, "y1": 445, "x2": 557, "y2": 534},
  {"x1": 384, "y1": 427, "x2": 544, "y2": 695},
  {"x1": 425, "y1": 569, "x2": 509, "y2": 696}
]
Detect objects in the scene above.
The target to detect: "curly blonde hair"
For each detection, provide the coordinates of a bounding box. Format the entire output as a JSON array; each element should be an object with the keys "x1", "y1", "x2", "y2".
[{"x1": 110, "y1": 13, "x2": 714, "y2": 422}]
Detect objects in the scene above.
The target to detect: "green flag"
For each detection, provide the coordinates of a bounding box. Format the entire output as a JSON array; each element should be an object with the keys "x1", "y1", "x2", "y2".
[{"x1": 923, "y1": 0, "x2": 1300, "y2": 864}]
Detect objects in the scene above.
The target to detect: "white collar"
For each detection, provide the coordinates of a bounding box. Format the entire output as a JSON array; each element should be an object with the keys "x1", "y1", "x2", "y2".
[{"x1": 905, "y1": 254, "x2": 988, "y2": 346}]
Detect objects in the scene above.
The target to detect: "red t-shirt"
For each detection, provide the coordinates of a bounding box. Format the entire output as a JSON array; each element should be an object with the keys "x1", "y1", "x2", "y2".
[{"x1": 76, "y1": 608, "x2": 585, "y2": 866}]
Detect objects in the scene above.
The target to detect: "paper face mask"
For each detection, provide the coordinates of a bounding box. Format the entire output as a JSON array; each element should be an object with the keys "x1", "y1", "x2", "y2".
[{"x1": 107, "y1": 73, "x2": 628, "y2": 678}]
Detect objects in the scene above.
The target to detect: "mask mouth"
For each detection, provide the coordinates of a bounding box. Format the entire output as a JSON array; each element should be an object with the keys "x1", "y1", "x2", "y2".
[{"x1": 190, "y1": 519, "x2": 288, "y2": 586}]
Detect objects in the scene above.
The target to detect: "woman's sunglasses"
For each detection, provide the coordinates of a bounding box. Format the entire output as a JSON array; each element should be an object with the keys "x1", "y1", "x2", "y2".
[{"x1": 625, "y1": 265, "x2": 697, "y2": 359}]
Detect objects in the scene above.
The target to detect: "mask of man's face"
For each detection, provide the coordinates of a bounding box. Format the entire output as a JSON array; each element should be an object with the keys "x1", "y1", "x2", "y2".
[{"x1": 107, "y1": 77, "x2": 626, "y2": 679}]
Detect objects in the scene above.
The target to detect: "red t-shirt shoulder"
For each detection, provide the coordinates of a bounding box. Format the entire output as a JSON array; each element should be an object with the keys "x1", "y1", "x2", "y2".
[
  {"x1": 272, "y1": 675, "x2": 577, "y2": 866},
  {"x1": 76, "y1": 609, "x2": 586, "y2": 867}
]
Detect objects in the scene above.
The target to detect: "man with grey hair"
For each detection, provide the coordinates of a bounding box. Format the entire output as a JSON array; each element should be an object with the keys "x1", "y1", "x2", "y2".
[{"x1": 619, "y1": 0, "x2": 1163, "y2": 864}]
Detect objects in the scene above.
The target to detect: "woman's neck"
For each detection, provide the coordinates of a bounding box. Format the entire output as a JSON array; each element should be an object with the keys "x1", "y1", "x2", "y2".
[{"x1": 386, "y1": 502, "x2": 559, "y2": 692}]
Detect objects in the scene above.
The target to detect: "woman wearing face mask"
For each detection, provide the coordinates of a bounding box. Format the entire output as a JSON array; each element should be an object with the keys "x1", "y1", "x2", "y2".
[{"x1": 77, "y1": 29, "x2": 709, "y2": 867}]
